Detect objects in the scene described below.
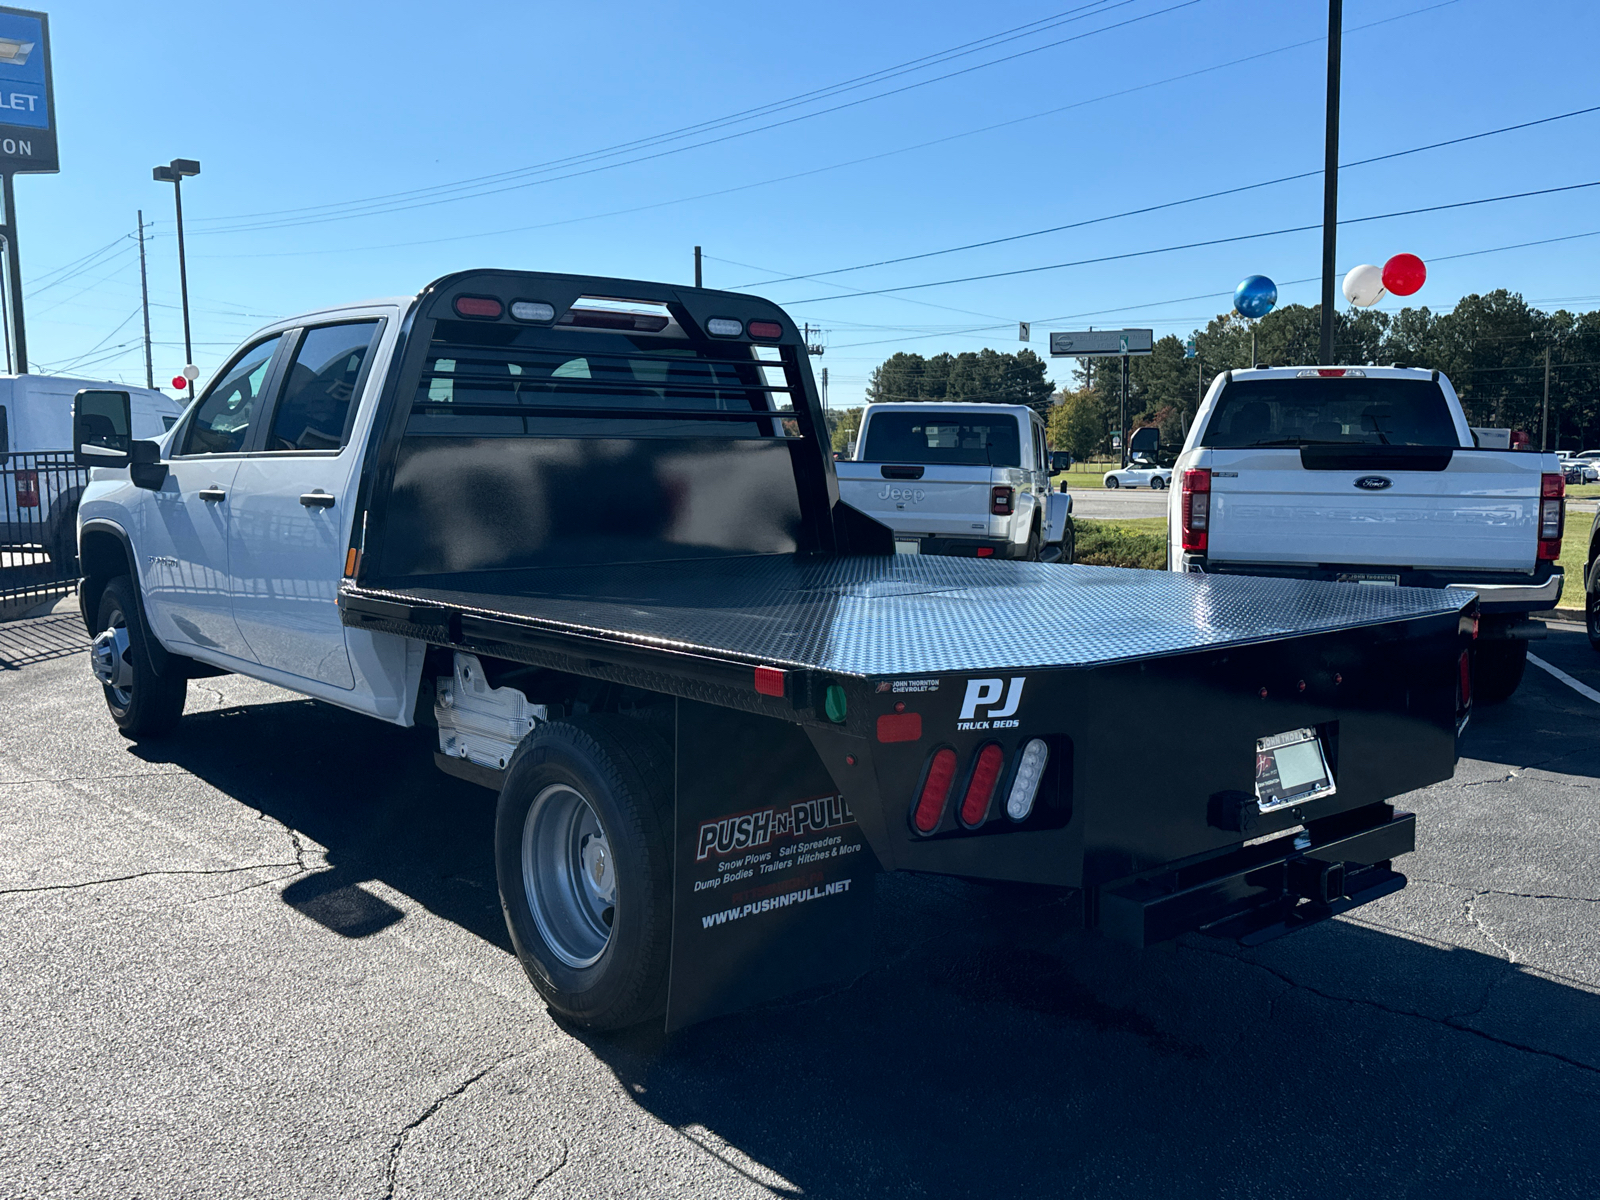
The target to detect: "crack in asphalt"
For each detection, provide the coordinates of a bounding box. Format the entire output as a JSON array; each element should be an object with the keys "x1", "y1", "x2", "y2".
[
  {"x1": 380, "y1": 1052, "x2": 576, "y2": 1200},
  {"x1": 0, "y1": 769, "x2": 193, "y2": 787},
  {"x1": 1463, "y1": 892, "x2": 1518, "y2": 963},
  {"x1": 1411, "y1": 876, "x2": 1600, "y2": 905},
  {"x1": 0, "y1": 859, "x2": 305, "y2": 897},
  {"x1": 1180, "y1": 941, "x2": 1600, "y2": 1077}
]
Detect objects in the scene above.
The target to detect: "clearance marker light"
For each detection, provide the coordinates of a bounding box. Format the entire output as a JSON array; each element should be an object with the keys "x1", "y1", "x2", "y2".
[
  {"x1": 912, "y1": 747, "x2": 958, "y2": 833},
  {"x1": 1005, "y1": 738, "x2": 1049, "y2": 821},
  {"x1": 510, "y1": 300, "x2": 555, "y2": 322},
  {"x1": 454, "y1": 295, "x2": 503, "y2": 319},
  {"x1": 747, "y1": 320, "x2": 782, "y2": 340}
]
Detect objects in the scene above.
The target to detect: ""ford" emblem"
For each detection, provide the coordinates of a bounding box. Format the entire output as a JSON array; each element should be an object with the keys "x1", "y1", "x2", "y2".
[{"x1": 1354, "y1": 475, "x2": 1393, "y2": 490}]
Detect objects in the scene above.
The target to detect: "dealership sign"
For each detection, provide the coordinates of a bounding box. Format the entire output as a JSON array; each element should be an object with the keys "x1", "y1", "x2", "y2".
[{"x1": 0, "y1": 7, "x2": 55, "y2": 173}]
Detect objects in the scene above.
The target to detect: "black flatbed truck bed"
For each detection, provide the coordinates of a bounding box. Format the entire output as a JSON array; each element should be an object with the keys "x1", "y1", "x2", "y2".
[{"x1": 326, "y1": 269, "x2": 1471, "y2": 1031}]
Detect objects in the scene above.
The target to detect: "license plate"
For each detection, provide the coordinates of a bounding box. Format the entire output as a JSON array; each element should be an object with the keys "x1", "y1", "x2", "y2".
[
  {"x1": 895, "y1": 539, "x2": 921, "y2": 555},
  {"x1": 1255, "y1": 727, "x2": 1336, "y2": 812},
  {"x1": 1336, "y1": 572, "x2": 1399, "y2": 586}
]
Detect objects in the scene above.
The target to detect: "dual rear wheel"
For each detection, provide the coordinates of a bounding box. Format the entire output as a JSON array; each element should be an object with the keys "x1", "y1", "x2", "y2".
[{"x1": 495, "y1": 716, "x2": 674, "y2": 1030}]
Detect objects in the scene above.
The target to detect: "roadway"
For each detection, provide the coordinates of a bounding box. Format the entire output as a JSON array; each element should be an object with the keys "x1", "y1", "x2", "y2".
[{"x1": 0, "y1": 609, "x2": 1596, "y2": 1198}]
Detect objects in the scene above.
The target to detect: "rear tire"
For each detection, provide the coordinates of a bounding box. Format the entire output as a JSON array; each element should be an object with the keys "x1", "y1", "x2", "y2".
[
  {"x1": 93, "y1": 575, "x2": 186, "y2": 737},
  {"x1": 495, "y1": 715, "x2": 674, "y2": 1030},
  {"x1": 1473, "y1": 639, "x2": 1528, "y2": 705},
  {"x1": 1023, "y1": 521, "x2": 1041, "y2": 562},
  {"x1": 1150, "y1": 476, "x2": 1166, "y2": 491},
  {"x1": 1061, "y1": 521, "x2": 1075, "y2": 565}
]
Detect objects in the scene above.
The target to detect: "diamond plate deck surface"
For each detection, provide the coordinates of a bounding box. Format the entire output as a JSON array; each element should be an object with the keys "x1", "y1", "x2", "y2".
[{"x1": 351, "y1": 555, "x2": 1467, "y2": 677}]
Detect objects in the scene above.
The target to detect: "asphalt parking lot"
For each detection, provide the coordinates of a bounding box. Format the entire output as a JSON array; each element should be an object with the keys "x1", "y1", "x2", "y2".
[{"x1": 1, "y1": 608, "x2": 1597, "y2": 1199}]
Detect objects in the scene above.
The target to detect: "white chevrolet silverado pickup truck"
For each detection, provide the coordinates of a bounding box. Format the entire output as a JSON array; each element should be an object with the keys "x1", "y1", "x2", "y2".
[
  {"x1": 834, "y1": 402, "x2": 1074, "y2": 561},
  {"x1": 1168, "y1": 365, "x2": 1563, "y2": 702}
]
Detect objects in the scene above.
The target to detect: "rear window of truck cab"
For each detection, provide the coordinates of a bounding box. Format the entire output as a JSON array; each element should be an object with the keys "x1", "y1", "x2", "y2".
[
  {"x1": 861, "y1": 412, "x2": 1022, "y2": 467},
  {"x1": 1200, "y1": 377, "x2": 1459, "y2": 449},
  {"x1": 407, "y1": 319, "x2": 795, "y2": 440}
]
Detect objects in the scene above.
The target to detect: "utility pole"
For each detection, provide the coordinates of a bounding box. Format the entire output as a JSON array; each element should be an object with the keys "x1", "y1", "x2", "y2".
[
  {"x1": 1541, "y1": 344, "x2": 1551, "y2": 451},
  {"x1": 821, "y1": 366, "x2": 828, "y2": 411},
  {"x1": 694, "y1": 245, "x2": 702, "y2": 288},
  {"x1": 1, "y1": 173, "x2": 28, "y2": 372},
  {"x1": 137, "y1": 211, "x2": 154, "y2": 390},
  {"x1": 1319, "y1": 0, "x2": 1342, "y2": 366},
  {"x1": 1119, "y1": 353, "x2": 1130, "y2": 468}
]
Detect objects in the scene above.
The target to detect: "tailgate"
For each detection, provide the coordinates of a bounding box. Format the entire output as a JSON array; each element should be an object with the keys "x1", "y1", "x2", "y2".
[
  {"x1": 836, "y1": 463, "x2": 997, "y2": 537},
  {"x1": 1206, "y1": 448, "x2": 1539, "y2": 571}
]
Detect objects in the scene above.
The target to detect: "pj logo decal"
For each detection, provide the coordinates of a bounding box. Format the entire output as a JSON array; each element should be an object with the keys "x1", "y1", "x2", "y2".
[{"x1": 957, "y1": 676, "x2": 1025, "y2": 730}]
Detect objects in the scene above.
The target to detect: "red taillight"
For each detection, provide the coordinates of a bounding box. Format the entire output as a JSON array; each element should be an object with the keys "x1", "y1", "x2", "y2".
[
  {"x1": 1181, "y1": 468, "x2": 1211, "y2": 552},
  {"x1": 912, "y1": 748, "x2": 958, "y2": 834},
  {"x1": 453, "y1": 295, "x2": 503, "y2": 319},
  {"x1": 753, "y1": 666, "x2": 786, "y2": 697},
  {"x1": 15, "y1": 469, "x2": 38, "y2": 508},
  {"x1": 747, "y1": 320, "x2": 782, "y2": 340},
  {"x1": 1538, "y1": 472, "x2": 1564, "y2": 560},
  {"x1": 1318, "y1": 368, "x2": 1346, "y2": 377},
  {"x1": 990, "y1": 486, "x2": 1014, "y2": 516},
  {"x1": 959, "y1": 744, "x2": 1005, "y2": 827},
  {"x1": 975, "y1": 546, "x2": 994, "y2": 558},
  {"x1": 1458, "y1": 649, "x2": 1473, "y2": 709}
]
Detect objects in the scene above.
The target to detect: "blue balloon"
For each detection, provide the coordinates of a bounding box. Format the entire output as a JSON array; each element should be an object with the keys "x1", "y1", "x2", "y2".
[{"x1": 1233, "y1": 275, "x2": 1278, "y2": 319}]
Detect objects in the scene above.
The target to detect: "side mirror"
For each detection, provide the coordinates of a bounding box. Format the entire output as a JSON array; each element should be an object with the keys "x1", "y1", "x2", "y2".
[
  {"x1": 129, "y1": 440, "x2": 169, "y2": 490},
  {"x1": 73, "y1": 389, "x2": 133, "y2": 467}
]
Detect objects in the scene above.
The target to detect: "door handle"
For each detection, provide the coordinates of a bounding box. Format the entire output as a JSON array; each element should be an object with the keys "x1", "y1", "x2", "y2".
[
  {"x1": 300, "y1": 491, "x2": 336, "y2": 508},
  {"x1": 198, "y1": 488, "x2": 227, "y2": 503}
]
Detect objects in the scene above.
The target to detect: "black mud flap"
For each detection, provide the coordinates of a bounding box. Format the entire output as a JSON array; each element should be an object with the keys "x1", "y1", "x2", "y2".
[{"x1": 666, "y1": 701, "x2": 878, "y2": 1031}]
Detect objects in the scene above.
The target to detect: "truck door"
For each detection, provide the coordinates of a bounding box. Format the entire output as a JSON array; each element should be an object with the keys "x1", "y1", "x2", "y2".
[
  {"x1": 138, "y1": 334, "x2": 287, "y2": 661},
  {"x1": 226, "y1": 320, "x2": 383, "y2": 689}
]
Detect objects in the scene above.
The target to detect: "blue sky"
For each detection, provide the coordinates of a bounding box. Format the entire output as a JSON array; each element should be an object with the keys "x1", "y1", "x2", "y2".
[{"x1": 16, "y1": 0, "x2": 1600, "y2": 407}]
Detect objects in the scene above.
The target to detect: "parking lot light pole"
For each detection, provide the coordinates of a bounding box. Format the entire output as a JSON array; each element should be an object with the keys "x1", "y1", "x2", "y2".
[{"x1": 153, "y1": 158, "x2": 200, "y2": 398}]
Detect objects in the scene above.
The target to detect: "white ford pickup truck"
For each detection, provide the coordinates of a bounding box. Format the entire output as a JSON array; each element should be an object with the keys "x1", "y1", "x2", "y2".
[
  {"x1": 834, "y1": 402, "x2": 1073, "y2": 561},
  {"x1": 1167, "y1": 366, "x2": 1563, "y2": 701}
]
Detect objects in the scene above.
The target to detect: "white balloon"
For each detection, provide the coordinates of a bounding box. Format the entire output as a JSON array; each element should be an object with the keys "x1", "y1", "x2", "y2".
[{"x1": 1342, "y1": 263, "x2": 1387, "y2": 308}]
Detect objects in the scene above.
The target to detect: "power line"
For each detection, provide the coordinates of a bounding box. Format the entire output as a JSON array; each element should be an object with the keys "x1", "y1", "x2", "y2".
[
  {"x1": 189, "y1": 0, "x2": 1469, "y2": 262},
  {"x1": 781, "y1": 181, "x2": 1600, "y2": 306},
  {"x1": 825, "y1": 228, "x2": 1600, "y2": 350},
  {"x1": 183, "y1": 1, "x2": 1202, "y2": 237},
  {"x1": 732, "y1": 103, "x2": 1600, "y2": 289},
  {"x1": 188, "y1": 1, "x2": 1128, "y2": 228}
]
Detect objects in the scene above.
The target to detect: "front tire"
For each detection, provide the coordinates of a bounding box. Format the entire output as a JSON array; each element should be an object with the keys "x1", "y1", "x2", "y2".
[
  {"x1": 1105, "y1": 476, "x2": 1120, "y2": 489},
  {"x1": 495, "y1": 715, "x2": 674, "y2": 1030},
  {"x1": 1473, "y1": 639, "x2": 1528, "y2": 705},
  {"x1": 93, "y1": 575, "x2": 186, "y2": 737}
]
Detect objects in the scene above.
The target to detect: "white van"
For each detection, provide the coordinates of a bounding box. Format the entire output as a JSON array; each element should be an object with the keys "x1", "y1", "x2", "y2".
[{"x1": 1, "y1": 374, "x2": 184, "y2": 567}]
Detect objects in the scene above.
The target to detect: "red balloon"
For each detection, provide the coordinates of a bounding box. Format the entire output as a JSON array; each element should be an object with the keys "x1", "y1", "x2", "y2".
[
  {"x1": 1383, "y1": 253, "x2": 1427, "y2": 297},
  {"x1": 171, "y1": 375, "x2": 188, "y2": 390}
]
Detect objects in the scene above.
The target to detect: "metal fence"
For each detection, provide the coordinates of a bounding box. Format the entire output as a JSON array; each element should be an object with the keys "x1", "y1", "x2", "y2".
[{"x1": 0, "y1": 451, "x2": 84, "y2": 616}]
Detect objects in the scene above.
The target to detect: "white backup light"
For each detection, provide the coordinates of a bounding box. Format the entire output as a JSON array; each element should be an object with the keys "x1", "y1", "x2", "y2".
[
  {"x1": 510, "y1": 301, "x2": 555, "y2": 323},
  {"x1": 1005, "y1": 738, "x2": 1049, "y2": 821},
  {"x1": 707, "y1": 318, "x2": 743, "y2": 337}
]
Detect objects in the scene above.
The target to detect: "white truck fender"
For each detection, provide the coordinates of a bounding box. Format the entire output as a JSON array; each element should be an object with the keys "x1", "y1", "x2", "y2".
[{"x1": 1043, "y1": 490, "x2": 1072, "y2": 545}]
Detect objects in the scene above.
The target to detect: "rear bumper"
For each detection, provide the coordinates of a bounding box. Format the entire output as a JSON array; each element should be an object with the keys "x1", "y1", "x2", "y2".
[
  {"x1": 1098, "y1": 806, "x2": 1415, "y2": 948},
  {"x1": 1181, "y1": 555, "x2": 1562, "y2": 614},
  {"x1": 898, "y1": 534, "x2": 1026, "y2": 559}
]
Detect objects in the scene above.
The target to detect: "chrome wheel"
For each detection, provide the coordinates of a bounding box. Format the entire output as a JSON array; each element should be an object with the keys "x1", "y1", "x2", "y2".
[
  {"x1": 522, "y1": 784, "x2": 616, "y2": 968},
  {"x1": 90, "y1": 610, "x2": 134, "y2": 708}
]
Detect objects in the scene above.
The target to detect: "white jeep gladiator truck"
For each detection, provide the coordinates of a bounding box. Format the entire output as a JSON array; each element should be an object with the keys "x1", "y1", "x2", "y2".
[
  {"x1": 834, "y1": 402, "x2": 1073, "y2": 562},
  {"x1": 69, "y1": 273, "x2": 1473, "y2": 1033},
  {"x1": 1168, "y1": 366, "x2": 1562, "y2": 702}
]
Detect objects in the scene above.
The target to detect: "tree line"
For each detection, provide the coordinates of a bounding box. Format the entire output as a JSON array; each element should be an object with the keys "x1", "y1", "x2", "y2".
[{"x1": 847, "y1": 291, "x2": 1600, "y2": 459}]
